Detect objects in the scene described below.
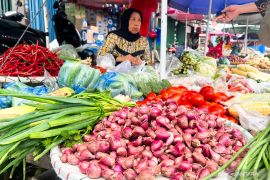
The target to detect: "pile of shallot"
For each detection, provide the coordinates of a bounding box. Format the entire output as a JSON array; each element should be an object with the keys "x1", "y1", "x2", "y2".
[{"x1": 60, "y1": 100, "x2": 247, "y2": 180}]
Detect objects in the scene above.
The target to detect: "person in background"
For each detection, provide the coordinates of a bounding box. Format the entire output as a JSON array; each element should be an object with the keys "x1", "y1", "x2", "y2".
[
  {"x1": 98, "y1": 8, "x2": 151, "y2": 65},
  {"x1": 190, "y1": 27, "x2": 201, "y2": 49},
  {"x1": 224, "y1": 35, "x2": 232, "y2": 50},
  {"x1": 215, "y1": 0, "x2": 270, "y2": 21}
]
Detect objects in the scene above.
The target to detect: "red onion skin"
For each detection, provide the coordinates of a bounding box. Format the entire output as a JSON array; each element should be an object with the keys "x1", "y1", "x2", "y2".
[
  {"x1": 136, "y1": 170, "x2": 156, "y2": 180},
  {"x1": 87, "y1": 141, "x2": 99, "y2": 154},
  {"x1": 192, "y1": 152, "x2": 207, "y2": 166},
  {"x1": 152, "y1": 148, "x2": 165, "y2": 158},
  {"x1": 191, "y1": 138, "x2": 201, "y2": 148},
  {"x1": 141, "y1": 121, "x2": 149, "y2": 131},
  {"x1": 82, "y1": 135, "x2": 93, "y2": 142},
  {"x1": 80, "y1": 149, "x2": 95, "y2": 161},
  {"x1": 218, "y1": 133, "x2": 233, "y2": 147},
  {"x1": 155, "y1": 130, "x2": 170, "y2": 140},
  {"x1": 174, "y1": 156, "x2": 184, "y2": 166},
  {"x1": 218, "y1": 157, "x2": 229, "y2": 166},
  {"x1": 67, "y1": 154, "x2": 80, "y2": 165},
  {"x1": 175, "y1": 106, "x2": 187, "y2": 116},
  {"x1": 179, "y1": 161, "x2": 192, "y2": 171},
  {"x1": 131, "y1": 136, "x2": 143, "y2": 147},
  {"x1": 87, "y1": 161, "x2": 102, "y2": 179},
  {"x1": 102, "y1": 168, "x2": 115, "y2": 179},
  {"x1": 160, "y1": 159, "x2": 174, "y2": 167},
  {"x1": 170, "y1": 172, "x2": 184, "y2": 180},
  {"x1": 110, "y1": 151, "x2": 117, "y2": 160},
  {"x1": 117, "y1": 147, "x2": 127, "y2": 157},
  {"x1": 232, "y1": 129, "x2": 243, "y2": 140},
  {"x1": 233, "y1": 145, "x2": 243, "y2": 152},
  {"x1": 161, "y1": 166, "x2": 176, "y2": 178},
  {"x1": 143, "y1": 137, "x2": 154, "y2": 146},
  {"x1": 194, "y1": 147, "x2": 203, "y2": 154},
  {"x1": 186, "y1": 110, "x2": 197, "y2": 120},
  {"x1": 122, "y1": 156, "x2": 134, "y2": 169},
  {"x1": 184, "y1": 171, "x2": 197, "y2": 180},
  {"x1": 79, "y1": 161, "x2": 90, "y2": 174},
  {"x1": 134, "y1": 159, "x2": 148, "y2": 174},
  {"x1": 131, "y1": 117, "x2": 140, "y2": 125},
  {"x1": 151, "y1": 140, "x2": 163, "y2": 152},
  {"x1": 122, "y1": 127, "x2": 133, "y2": 139},
  {"x1": 77, "y1": 144, "x2": 88, "y2": 153},
  {"x1": 150, "y1": 107, "x2": 162, "y2": 117},
  {"x1": 206, "y1": 160, "x2": 219, "y2": 173},
  {"x1": 195, "y1": 132, "x2": 209, "y2": 141},
  {"x1": 160, "y1": 154, "x2": 170, "y2": 161},
  {"x1": 128, "y1": 145, "x2": 139, "y2": 156},
  {"x1": 100, "y1": 154, "x2": 115, "y2": 167},
  {"x1": 60, "y1": 154, "x2": 68, "y2": 163},
  {"x1": 183, "y1": 133, "x2": 192, "y2": 147},
  {"x1": 156, "y1": 116, "x2": 170, "y2": 129},
  {"x1": 61, "y1": 147, "x2": 74, "y2": 155},
  {"x1": 99, "y1": 141, "x2": 110, "y2": 153},
  {"x1": 184, "y1": 128, "x2": 197, "y2": 135},
  {"x1": 112, "y1": 172, "x2": 125, "y2": 180},
  {"x1": 114, "y1": 164, "x2": 124, "y2": 173},
  {"x1": 189, "y1": 120, "x2": 197, "y2": 129},
  {"x1": 146, "y1": 129, "x2": 156, "y2": 139},
  {"x1": 139, "y1": 105, "x2": 150, "y2": 115},
  {"x1": 167, "y1": 112, "x2": 176, "y2": 121},
  {"x1": 198, "y1": 168, "x2": 211, "y2": 180},
  {"x1": 94, "y1": 123, "x2": 104, "y2": 132},
  {"x1": 213, "y1": 143, "x2": 229, "y2": 154},
  {"x1": 110, "y1": 138, "x2": 122, "y2": 151},
  {"x1": 95, "y1": 152, "x2": 107, "y2": 159},
  {"x1": 123, "y1": 169, "x2": 137, "y2": 180},
  {"x1": 192, "y1": 163, "x2": 203, "y2": 174},
  {"x1": 104, "y1": 120, "x2": 112, "y2": 128},
  {"x1": 178, "y1": 115, "x2": 189, "y2": 129},
  {"x1": 173, "y1": 134, "x2": 183, "y2": 144},
  {"x1": 165, "y1": 132, "x2": 174, "y2": 146},
  {"x1": 210, "y1": 148, "x2": 221, "y2": 163},
  {"x1": 141, "y1": 150, "x2": 153, "y2": 159}
]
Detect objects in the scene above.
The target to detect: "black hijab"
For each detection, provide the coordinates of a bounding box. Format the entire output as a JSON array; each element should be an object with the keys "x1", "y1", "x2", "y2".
[{"x1": 110, "y1": 8, "x2": 142, "y2": 42}]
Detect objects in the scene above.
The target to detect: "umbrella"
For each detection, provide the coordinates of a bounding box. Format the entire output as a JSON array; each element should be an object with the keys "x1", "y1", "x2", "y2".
[
  {"x1": 169, "y1": 0, "x2": 256, "y2": 15},
  {"x1": 167, "y1": 8, "x2": 204, "y2": 21}
]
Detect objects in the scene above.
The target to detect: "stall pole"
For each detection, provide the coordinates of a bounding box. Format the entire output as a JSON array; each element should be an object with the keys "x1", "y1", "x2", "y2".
[
  {"x1": 160, "y1": 0, "x2": 167, "y2": 79},
  {"x1": 204, "y1": 0, "x2": 213, "y2": 56},
  {"x1": 244, "y1": 17, "x2": 249, "y2": 55},
  {"x1": 184, "y1": 8, "x2": 189, "y2": 50},
  {"x1": 43, "y1": 0, "x2": 49, "y2": 48}
]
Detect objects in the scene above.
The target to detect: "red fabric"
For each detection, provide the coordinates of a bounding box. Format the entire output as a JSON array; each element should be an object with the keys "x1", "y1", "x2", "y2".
[{"x1": 130, "y1": 0, "x2": 158, "y2": 37}]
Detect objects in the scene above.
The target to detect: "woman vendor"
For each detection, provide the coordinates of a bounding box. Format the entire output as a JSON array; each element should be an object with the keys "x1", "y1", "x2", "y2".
[{"x1": 98, "y1": 8, "x2": 151, "y2": 65}]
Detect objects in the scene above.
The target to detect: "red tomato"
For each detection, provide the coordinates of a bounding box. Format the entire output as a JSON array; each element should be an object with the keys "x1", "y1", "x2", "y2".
[
  {"x1": 210, "y1": 104, "x2": 226, "y2": 115},
  {"x1": 136, "y1": 100, "x2": 147, "y2": 106},
  {"x1": 184, "y1": 91, "x2": 196, "y2": 102},
  {"x1": 199, "y1": 86, "x2": 215, "y2": 101},
  {"x1": 167, "y1": 87, "x2": 187, "y2": 95},
  {"x1": 160, "y1": 90, "x2": 170, "y2": 101},
  {"x1": 178, "y1": 101, "x2": 193, "y2": 109},
  {"x1": 190, "y1": 94, "x2": 205, "y2": 107},
  {"x1": 213, "y1": 92, "x2": 229, "y2": 103},
  {"x1": 146, "y1": 92, "x2": 157, "y2": 101},
  {"x1": 199, "y1": 102, "x2": 211, "y2": 111},
  {"x1": 168, "y1": 94, "x2": 182, "y2": 104}
]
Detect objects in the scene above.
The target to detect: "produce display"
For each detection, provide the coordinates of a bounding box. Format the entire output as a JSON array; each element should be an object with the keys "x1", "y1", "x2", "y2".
[
  {"x1": 136, "y1": 86, "x2": 238, "y2": 124},
  {"x1": 246, "y1": 54, "x2": 270, "y2": 70},
  {"x1": 59, "y1": 100, "x2": 247, "y2": 179},
  {"x1": 227, "y1": 55, "x2": 246, "y2": 65},
  {"x1": 0, "y1": 44, "x2": 63, "y2": 76},
  {"x1": 172, "y1": 52, "x2": 199, "y2": 75},
  {"x1": 0, "y1": 89, "x2": 134, "y2": 178},
  {"x1": 231, "y1": 64, "x2": 270, "y2": 82}
]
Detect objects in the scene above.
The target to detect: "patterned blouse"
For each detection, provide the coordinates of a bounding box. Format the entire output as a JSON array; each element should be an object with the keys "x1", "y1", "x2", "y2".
[
  {"x1": 98, "y1": 33, "x2": 151, "y2": 65},
  {"x1": 255, "y1": 0, "x2": 270, "y2": 15}
]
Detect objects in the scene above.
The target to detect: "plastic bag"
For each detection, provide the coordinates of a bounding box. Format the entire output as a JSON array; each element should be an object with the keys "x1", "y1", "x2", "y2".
[
  {"x1": 164, "y1": 54, "x2": 182, "y2": 78},
  {"x1": 44, "y1": 70, "x2": 59, "y2": 92},
  {"x1": 113, "y1": 61, "x2": 145, "y2": 74},
  {"x1": 53, "y1": 44, "x2": 79, "y2": 59},
  {"x1": 96, "y1": 54, "x2": 116, "y2": 70},
  {"x1": 236, "y1": 105, "x2": 269, "y2": 132}
]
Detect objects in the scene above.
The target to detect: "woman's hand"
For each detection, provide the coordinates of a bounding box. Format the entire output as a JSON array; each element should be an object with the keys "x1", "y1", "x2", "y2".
[{"x1": 134, "y1": 57, "x2": 142, "y2": 65}]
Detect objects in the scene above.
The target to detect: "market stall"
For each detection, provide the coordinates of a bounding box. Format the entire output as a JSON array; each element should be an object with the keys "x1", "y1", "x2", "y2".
[{"x1": 1, "y1": 0, "x2": 270, "y2": 180}]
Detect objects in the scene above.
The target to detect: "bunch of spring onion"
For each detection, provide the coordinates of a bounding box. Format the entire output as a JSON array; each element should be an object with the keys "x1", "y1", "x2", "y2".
[
  {"x1": 204, "y1": 125, "x2": 270, "y2": 180},
  {"x1": 0, "y1": 89, "x2": 134, "y2": 179}
]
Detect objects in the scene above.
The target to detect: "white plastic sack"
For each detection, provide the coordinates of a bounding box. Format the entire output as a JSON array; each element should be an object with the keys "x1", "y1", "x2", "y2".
[
  {"x1": 113, "y1": 61, "x2": 145, "y2": 74},
  {"x1": 96, "y1": 54, "x2": 116, "y2": 70},
  {"x1": 236, "y1": 105, "x2": 270, "y2": 132}
]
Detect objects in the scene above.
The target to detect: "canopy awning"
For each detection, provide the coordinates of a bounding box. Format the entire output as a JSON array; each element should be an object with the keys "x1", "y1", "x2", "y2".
[{"x1": 167, "y1": 7, "x2": 204, "y2": 21}]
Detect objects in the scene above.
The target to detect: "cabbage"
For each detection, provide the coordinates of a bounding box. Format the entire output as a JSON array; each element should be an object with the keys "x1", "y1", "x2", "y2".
[{"x1": 195, "y1": 62, "x2": 216, "y2": 77}]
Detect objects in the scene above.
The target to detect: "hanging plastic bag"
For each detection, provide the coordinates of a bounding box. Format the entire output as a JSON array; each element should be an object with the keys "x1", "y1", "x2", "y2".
[
  {"x1": 53, "y1": 44, "x2": 79, "y2": 59},
  {"x1": 43, "y1": 70, "x2": 59, "y2": 92},
  {"x1": 96, "y1": 54, "x2": 116, "y2": 70},
  {"x1": 236, "y1": 105, "x2": 270, "y2": 132}
]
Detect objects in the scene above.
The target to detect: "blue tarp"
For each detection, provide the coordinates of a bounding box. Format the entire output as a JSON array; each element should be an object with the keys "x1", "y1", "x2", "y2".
[{"x1": 169, "y1": 0, "x2": 256, "y2": 14}]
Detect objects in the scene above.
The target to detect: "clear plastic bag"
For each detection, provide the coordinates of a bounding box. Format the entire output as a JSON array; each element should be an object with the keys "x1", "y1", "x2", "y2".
[
  {"x1": 236, "y1": 105, "x2": 269, "y2": 132},
  {"x1": 53, "y1": 44, "x2": 79, "y2": 59},
  {"x1": 96, "y1": 54, "x2": 116, "y2": 70},
  {"x1": 43, "y1": 70, "x2": 59, "y2": 92},
  {"x1": 113, "y1": 61, "x2": 146, "y2": 74}
]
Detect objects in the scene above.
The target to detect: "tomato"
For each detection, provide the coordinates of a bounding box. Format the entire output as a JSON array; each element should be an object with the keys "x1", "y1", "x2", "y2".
[
  {"x1": 167, "y1": 87, "x2": 187, "y2": 95},
  {"x1": 146, "y1": 92, "x2": 157, "y2": 101},
  {"x1": 136, "y1": 100, "x2": 147, "y2": 106},
  {"x1": 210, "y1": 104, "x2": 226, "y2": 115},
  {"x1": 168, "y1": 94, "x2": 182, "y2": 104},
  {"x1": 199, "y1": 86, "x2": 215, "y2": 101},
  {"x1": 190, "y1": 94, "x2": 205, "y2": 107},
  {"x1": 160, "y1": 90, "x2": 170, "y2": 101},
  {"x1": 184, "y1": 91, "x2": 196, "y2": 102},
  {"x1": 213, "y1": 92, "x2": 229, "y2": 103},
  {"x1": 199, "y1": 102, "x2": 211, "y2": 111},
  {"x1": 155, "y1": 95, "x2": 162, "y2": 101},
  {"x1": 178, "y1": 101, "x2": 193, "y2": 109}
]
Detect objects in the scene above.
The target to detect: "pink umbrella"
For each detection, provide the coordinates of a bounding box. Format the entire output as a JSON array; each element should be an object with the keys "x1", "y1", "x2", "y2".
[{"x1": 167, "y1": 7, "x2": 204, "y2": 21}]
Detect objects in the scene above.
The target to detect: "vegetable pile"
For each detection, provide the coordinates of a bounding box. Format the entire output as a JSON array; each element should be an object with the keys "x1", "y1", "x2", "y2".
[
  {"x1": 0, "y1": 89, "x2": 134, "y2": 178},
  {"x1": 136, "y1": 86, "x2": 237, "y2": 124},
  {"x1": 172, "y1": 52, "x2": 199, "y2": 75},
  {"x1": 60, "y1": 100, "x2": 247, "y2": 179},
  {"x1": 205, "y1": 121, "x2": 270, "y2": 180},
  {"x1": 0, "y1": 44, "x2": 63, "y2": 76}
]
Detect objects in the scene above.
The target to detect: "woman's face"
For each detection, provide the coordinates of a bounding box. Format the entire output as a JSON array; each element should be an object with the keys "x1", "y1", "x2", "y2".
[{"x1": 128, "y1": 12, "x2": 141, "y2": 34}]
